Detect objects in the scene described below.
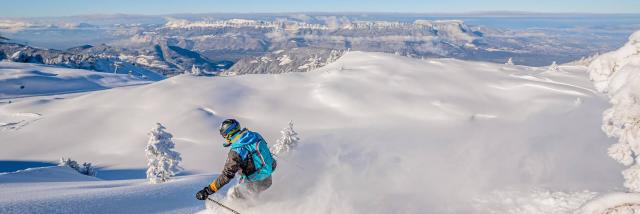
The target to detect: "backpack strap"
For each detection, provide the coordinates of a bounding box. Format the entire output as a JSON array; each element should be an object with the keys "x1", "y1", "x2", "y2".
[
  {"x1": 243, "y1": 140, "x2": 269, "y2": 181},
  {"x1": 254, "y1": 140, "x2": 266, "y2": 166}
]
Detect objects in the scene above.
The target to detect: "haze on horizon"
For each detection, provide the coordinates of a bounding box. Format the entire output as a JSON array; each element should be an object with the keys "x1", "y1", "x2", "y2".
[{"x1": 1, "y1": 0, "x2": 639, "y2": 18}]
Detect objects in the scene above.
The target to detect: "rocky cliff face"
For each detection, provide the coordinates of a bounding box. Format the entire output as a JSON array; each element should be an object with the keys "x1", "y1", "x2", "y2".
[
  {"x1": 140, "y1": 18, "x2": 483, "y2": 75},
  {"x1": 146, "y1": 18, "x2": 482, "y2": 60}
]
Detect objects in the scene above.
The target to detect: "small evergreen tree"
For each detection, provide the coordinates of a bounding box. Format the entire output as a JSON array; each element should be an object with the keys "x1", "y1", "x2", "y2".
[
  {"x1": 326, "y1": 49, "x2": 344, "y2": 64},
  {"x1": 271, "y1": 121, "x2": 301, "y2": 156},
  {"x1": 113, "y1": 61, "x2": 122, "y2": 74},
  {"x1": 59, "y1": 157, "x2": 80, "y2": 170},
  {"x1": 145, "y1": 123, "x2": 182, "y2": 184},
  {"x1": 59, "y1": 157, "x2": 97, "y2": 176},
  {"x1": 548, "y1": 61, "x2": 559, "y2": 72},
  {"x1": 79, "y1": 162, "x2": 97, "y2": 176},
  {"x1": 505, "y1": 57, "x2": 514, "y2": 65},
  {"x1": 191, "y1": 64, "x2": 202, "y2": 76},
  {"x1": 305, "y1": 56, "x2": 321, "y2": 72}
]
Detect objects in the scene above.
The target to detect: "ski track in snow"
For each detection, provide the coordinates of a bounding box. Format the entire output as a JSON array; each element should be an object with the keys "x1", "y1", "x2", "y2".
[
  {"x1": 508, "y1": 73, "x2": 599, "y2": 95},
  {"x1": 0, "y1": 112, "x2": 42, "y2": 131}
]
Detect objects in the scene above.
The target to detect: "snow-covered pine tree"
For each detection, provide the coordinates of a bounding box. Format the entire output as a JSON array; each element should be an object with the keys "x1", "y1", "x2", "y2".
[
  {"x1": 587, "y1": 31, "x2": 640, "y2": 192},
  {"x1": 307, "y1": 56, "x2": 321, "y2": 71},
  {"x1": 579, "y1": 33, "x2": 640, "y2": 212},
  {"x1": 602, "y1": 72, "x2": 640, "y2": 192},
  {"x1": 568, "y1": 53, "x2": 601, "y2": 66},
  {"x1": 59, "y1": 157, "x2": 80, "y2": 170},
  {"x1": 505, "y1": 57, "x2": 514, "y2": 65},
  {"x1": 191, "y1": 64, "x2": 202, "y2": 76},
  {"x1": 59, "y1": 157, "x2": 97, "y2": 176},
  {"x1": 548, "y1": 61, "x2": 559, "y2": 72},
  {"x1": 145, "y1": 123, "x2": 183, "y2": 184},
  {"x1": 326, "y1": 49, "x2": 344, "y2": 64},
  {"x1": 271, "y1": 121, "x2": 301, "y2": 156},
  {"x1": 113, "y1": 61, "x2": 122, "y2": 74},
  {"x1": 79, "y1": 162, "x2": 97, "y2": 176}
]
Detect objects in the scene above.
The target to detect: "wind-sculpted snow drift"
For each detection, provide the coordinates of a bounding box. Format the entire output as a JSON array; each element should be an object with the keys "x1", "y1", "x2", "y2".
[{"x1": 0, "y1": 52, "x2": 622, "y2": 213}]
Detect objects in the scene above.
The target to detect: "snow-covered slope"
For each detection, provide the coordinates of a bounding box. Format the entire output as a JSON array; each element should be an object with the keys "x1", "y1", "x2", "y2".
[
  {"x1": 0, "y1": 61, "x2": 151, "y2": 99},
  {"x1": 0, "y1": 52, "x2": 622, "y2": 213},
  {"x1": 0, "y1": 168, "x2": 210, "y2": 213},
  {"x1": 0, "y1": 166, "x2": 101, "y2": 183}
]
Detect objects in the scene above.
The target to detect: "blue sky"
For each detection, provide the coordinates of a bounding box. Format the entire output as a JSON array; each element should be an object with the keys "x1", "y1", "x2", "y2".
[{"x1": 2, "y1": 0, "x2": 639, "y2": 17}]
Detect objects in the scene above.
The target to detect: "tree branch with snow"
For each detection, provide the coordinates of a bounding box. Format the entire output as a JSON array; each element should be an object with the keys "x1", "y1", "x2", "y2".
[
  {"x1": 271, "y1": 121, "x2": 301, "y2": 156},
  {"x1": 588, "y1": 31, "x2": 640, "y2": 193},
  {"x1": 145, "y1": 123, "x2": 183, "y2": 184}
]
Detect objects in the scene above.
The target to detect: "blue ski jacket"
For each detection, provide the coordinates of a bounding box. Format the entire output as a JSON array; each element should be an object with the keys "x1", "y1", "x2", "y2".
[{"x1": 209, "y1": 128, "x2": 276, "y2": 192}]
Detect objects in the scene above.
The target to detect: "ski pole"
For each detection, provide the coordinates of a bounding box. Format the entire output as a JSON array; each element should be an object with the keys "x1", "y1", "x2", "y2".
[{"x1": 207, "y1": 197, "x2": 241, "y2": 214}]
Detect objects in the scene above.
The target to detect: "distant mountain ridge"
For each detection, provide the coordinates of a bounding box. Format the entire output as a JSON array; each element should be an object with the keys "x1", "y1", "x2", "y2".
[
  {"x1": 134, "y1": 18, "x2": 482, "y2": 59},
  {"x1": 0, "y1": 42, "x2": 164, "y2": 80},
  {"x1": 223, "y1": 48, "x2": 346, "y2": 75},
  {"x1": 2, "y1": 14, "x2": 635, "y2": 69},
  {"x1": 67, "y1": 41, "x2": 232, "y2": 75},
  {"x1": 0, "y1": 39, "x2": 236, "y2": 78},
  {"x1": 112, "y1": 18, "x2": 485, "y2": 75}
]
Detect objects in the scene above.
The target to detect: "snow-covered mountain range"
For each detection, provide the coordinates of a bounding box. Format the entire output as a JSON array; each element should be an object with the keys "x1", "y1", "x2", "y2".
[
  {"x1": 222, "y1": 48, "x2": 345, "y2": 75},
  {"x1": 0, "y1": 40, "x2": 230, "y2": 77},
  {"x1": 157, "y1": 18, "x2": 480, "y2": 54},
  {"x1": 1, "y1": 13, "x2": 636, "y2": 69},
  {"x1": 0, "y1": 42, "x2": 167, "y2": 79}
]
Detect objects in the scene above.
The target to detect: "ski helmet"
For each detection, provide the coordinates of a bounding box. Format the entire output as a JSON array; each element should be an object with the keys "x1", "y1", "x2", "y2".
[{"x1": 220, "y1": 119, "x2": 241, "y2": 146}]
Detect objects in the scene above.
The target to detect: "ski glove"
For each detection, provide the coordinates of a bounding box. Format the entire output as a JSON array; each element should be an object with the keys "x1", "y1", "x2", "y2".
[{"x1": 196, "y1": 186, "x2": 215, "y2": 200}]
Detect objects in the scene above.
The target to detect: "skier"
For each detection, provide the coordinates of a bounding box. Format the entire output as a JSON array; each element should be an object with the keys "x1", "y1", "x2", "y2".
[{"x1": 196, "y1": 119, "x2": 277, "y2": 201}]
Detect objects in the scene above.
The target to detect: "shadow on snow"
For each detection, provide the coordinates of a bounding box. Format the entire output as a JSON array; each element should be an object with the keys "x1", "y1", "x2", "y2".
[{"x1": 0, "y1": 160, "x2": 56, "y2": 173}]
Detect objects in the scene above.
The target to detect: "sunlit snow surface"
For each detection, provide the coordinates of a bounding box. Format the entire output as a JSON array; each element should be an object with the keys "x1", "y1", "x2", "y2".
[
  {"x1": 0, "y1": 61, "x2": 151, "y2": 99},
  {"x1": 0, "y1": 52, "x2": 623, "y2": 213}
]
